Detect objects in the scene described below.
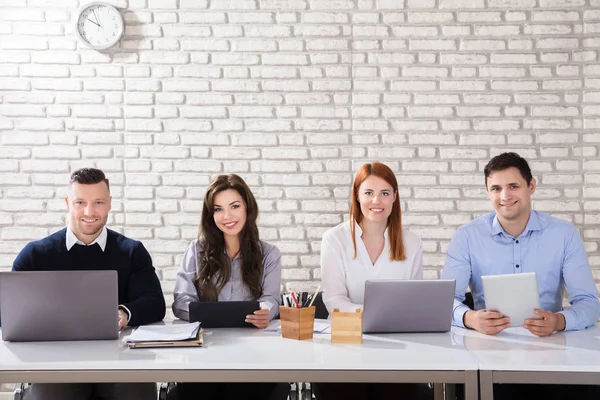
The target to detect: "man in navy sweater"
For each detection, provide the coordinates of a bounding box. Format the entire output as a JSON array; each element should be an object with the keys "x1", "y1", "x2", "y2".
[{"x1": 12, "y1": 168, "x2": 165, "y2": 400}]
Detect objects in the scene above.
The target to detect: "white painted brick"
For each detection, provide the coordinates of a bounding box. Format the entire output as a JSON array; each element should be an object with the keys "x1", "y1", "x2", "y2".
[
  {"x1": 488, "y1": 0, "x2": 535, "y2": 6},
  {"x1": 441, "y1": 26, "x2": 470, "y2": 37},
  {"x1": 438, "y1": 120, "x2": 468, "y2": 131},
  {"x1": 403, "y1": 67, "x2": 449, "y2": 77},
  {"x1": 251, "y1": 160, "x2": 298, "y2": 173},
  {"x1": 67, "y1": 119, "x2": 114, "y2": 132},
  {"x1": 410, "y1": 39, "x2": 457, "y2": 50},
  {"x1": 474, "y1": 25, "x2": 520, "y2": 36},
  {"x1": 408, "y1": 12, "x2": 454, "y2": 23},
  {"x1": 480, "y1": 67, "x2": 526, "y2": 78},
  {"x1": 408, "y1": 106, "x2": 454, "y2": 117},
  {"x1": 439, "y1": 0, "x2": 484, "y2": 8},
  {"x1": 229, "y1": 106, "x2": 274, "y2": 118},
  {"x1": 1, "y1": 105, "x2": 46, "y2": 117},
  {"x1": 16, "y1": 119, "x2": 64, "y2": 131},
  {"x1": 461, "y1": 40, "x2": 506, "y2": 51},
  {"x1": 440, "y1": 53, "x2": 487, "y2": 64},
  {"x1": 457, "y1": 12, "x2": 501, "y2": 22},
  {"x1": 244, "y1": 26, "x2": 292, "y2": 38},
  {"x1": 540, "y1": 0, "x2": 585, "y2": 6},
  {"x1": 440, "y1": 80, "x2": 486, "y2": 91},
  {"x1": 163, "y1": 80, "x2": 209, "y2": 92},
  {"x1": 537, "y1": 38, "x2": 579, "y2": 49}
]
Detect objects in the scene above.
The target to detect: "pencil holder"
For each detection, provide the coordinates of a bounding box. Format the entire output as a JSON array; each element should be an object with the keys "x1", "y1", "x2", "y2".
[
  {"x1": 279, "y1": 306, "x2": 315, "y2": 340},
  {"x1": 331, "y1": 308, "x2": 363, "y2": 344}
]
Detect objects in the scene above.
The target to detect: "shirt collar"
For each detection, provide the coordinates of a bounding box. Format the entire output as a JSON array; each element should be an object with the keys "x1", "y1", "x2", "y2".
[
  {"x1": 491, "y1": 210, "x2": 541, "y2": 238},
  {"x1": 66, "y1": 226, "x2": 107, "y2": 252},
  {"x1": 354, "y1": 220, "x2": 389, "y2": 241}
]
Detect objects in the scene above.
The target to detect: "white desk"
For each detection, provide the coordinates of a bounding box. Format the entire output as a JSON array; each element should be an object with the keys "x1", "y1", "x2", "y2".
[
  {"x1": 454, "y1": 325, "x2": 600, "y2": 400},
  {"x1": 0, "y1": 327, "x2": 479, "y2": 400}
]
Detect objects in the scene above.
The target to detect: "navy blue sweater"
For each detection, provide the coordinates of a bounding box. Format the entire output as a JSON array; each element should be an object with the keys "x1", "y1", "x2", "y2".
[{"x1": 10, "y1": 228, "x2": 166, "y2": 327}]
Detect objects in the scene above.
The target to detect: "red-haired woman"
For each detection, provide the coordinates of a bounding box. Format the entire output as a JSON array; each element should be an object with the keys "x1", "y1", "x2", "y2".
[
  {"x1": 322, "y1": 161, "x2": 422, "y2": 312},
  {"x1": 316, "y1": 162, "x2": 427, "y2": 400}
]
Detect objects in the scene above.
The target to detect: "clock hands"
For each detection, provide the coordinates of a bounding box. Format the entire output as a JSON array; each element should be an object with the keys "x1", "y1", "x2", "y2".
[
  {"x1": 92, "y1": 9, "x2": 101, "y2": 27},
  {"x1": 87, "y1": 18, "x2": 100, "y2": 27}
]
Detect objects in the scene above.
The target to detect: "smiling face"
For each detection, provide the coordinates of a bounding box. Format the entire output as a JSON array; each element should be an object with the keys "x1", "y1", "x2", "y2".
[
  {"x1": 212, "y1": 188, "x2": 247, "y2": 239},
  {"x1": 65, "y1": 182, "x2": 111, "y2": 244},
  {"x1": 487, "y1": 167, "x2": 536, "y2": 226},
  {"x1": 357, "y1": 175, "x2": 397, "y2": 224}
]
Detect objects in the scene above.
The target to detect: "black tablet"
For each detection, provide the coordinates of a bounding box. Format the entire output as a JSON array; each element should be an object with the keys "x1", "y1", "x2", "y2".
[{"x1": 188, "y1": 301, "x2": 260, "y2": 328}]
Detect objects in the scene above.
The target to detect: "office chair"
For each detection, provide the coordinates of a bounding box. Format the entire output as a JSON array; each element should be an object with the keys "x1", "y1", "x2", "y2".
[
  {"x1": 159, "y1": 382, "x2": 292, "y2": 400},
  {"x1": 13, "y1": 383, "x2": 26, "y2": 400}
]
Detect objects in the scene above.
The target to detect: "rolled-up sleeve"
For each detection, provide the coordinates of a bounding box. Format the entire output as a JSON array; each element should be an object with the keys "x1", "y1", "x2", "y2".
[
  {"x1": 172, "y1": 240, "x2": 200, "y2": 321},
  {"x1": 441, "y1": 227, "x2": 472, "y2": 329},
  {"x1": 259, "y1": 244, "x2": 283, "y2": 320}
]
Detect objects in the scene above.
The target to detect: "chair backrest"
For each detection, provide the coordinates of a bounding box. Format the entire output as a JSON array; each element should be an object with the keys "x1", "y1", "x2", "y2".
[
  {"x1": 462, "y1": 292, "x2": 474, "y2": 310},
  {"x1": 312, "y1": 292, "x2": 329, "y2": 319}
]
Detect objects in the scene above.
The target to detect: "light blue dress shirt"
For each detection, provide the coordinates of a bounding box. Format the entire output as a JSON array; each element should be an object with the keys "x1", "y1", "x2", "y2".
[{"x1": 442, "y1": 210, "x2": 599, "y2": 331}]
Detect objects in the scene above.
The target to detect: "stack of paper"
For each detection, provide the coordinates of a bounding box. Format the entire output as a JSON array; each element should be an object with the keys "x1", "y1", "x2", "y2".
[
  {"x1": 125, "y1": 322, "x2": 203, "y2": 349},
  {"x1": 265, "y1": 319, "x2": 331, "y2": 334}
]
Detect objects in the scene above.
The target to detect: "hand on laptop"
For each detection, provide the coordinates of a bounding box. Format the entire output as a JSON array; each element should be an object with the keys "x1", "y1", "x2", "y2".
[
  {"x1": 523, "y1": 309, "x2": 565, "y2": 337},
  {"x1": 464, "y1": 309, "x2": 510, "y2": 335},
  {"x1": 118, "y1": 309, "x2": 129, "y2": 330},
  {"x1": 245, "y1": 308, "x2": 269, "y2": 329}
]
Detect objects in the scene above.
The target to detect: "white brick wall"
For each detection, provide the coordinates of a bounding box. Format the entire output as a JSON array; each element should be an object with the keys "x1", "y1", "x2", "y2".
[{"x1": 1, "y1": 0, "x2": 600, "y2": 390}]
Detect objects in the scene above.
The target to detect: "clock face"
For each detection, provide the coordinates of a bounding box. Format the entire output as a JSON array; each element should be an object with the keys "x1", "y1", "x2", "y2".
[{"x1": 76, "y1": 3, "x2": 124, "y2": 50}]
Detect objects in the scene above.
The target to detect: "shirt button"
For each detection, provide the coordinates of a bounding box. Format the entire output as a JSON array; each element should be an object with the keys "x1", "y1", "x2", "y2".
[
  {"x1": 516, "y1": 264, "x2": 520, "y2": 268},
  {"x1": 516, "y1": 240, "x2": 519, "y2": 244}
]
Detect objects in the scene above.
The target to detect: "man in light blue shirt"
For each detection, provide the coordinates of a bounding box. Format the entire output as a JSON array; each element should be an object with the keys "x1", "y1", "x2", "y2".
[{"x1": 442, "y1": 152, "x2": 599, "y2": 337}]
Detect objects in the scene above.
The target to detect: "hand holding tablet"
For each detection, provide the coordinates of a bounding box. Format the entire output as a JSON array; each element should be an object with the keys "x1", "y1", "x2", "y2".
[{"x1": 481, "y1": 272, "x2": 541, "y2": 328}]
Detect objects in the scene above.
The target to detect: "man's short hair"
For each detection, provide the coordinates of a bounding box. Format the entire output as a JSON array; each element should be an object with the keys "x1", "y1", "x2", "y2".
[
  {"x1": 484, "y1": 152, "x2": 533, "y2": 187},
  {"x1": 69, "y1": 168, "x2": 110, "y2": 192}
]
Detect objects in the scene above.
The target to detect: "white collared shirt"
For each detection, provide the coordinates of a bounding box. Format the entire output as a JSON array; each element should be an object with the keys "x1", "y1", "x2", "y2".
[
  {"x1": 320, "y1": 221, "x2": 423, "y2": 313},
  {"x1": 66, "y1": 226, "x2": 107, "y2": 252}
]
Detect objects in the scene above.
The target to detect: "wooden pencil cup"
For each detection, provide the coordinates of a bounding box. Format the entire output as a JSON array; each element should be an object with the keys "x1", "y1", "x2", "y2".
[
  {"x1": 331, "y1": 308, "x2": 363, "y2": 344},
  {"x1": 279, "y1": 306, "x2": 316, "y2": 340}
]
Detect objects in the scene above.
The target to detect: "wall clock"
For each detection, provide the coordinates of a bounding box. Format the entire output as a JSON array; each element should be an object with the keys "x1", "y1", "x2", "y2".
[{"x1": 75, "y1": 2, "x2": 124, "y2": 50}]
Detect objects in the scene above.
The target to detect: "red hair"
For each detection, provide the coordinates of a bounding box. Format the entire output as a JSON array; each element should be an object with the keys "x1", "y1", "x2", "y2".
[{"x1": 349, "y1": 162, "x2": 405, "y2": 261}]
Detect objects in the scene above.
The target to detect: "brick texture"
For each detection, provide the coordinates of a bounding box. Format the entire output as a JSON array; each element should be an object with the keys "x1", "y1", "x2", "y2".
[{"x1": 1, "y1": 1, "x2": 600, "y2": 390}]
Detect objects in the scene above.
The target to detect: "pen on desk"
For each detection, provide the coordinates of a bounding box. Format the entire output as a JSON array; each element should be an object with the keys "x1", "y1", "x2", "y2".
[{"x1": 307, "y1": 285, "x2": 321, "y2": 308}]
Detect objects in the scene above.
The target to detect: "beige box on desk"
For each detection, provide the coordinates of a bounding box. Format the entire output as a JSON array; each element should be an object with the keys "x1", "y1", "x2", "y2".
[
  {"x1": 279, "y1": 306, "x2": 315, "y2": 340},
  {"x1": 331, "y1": 308, "x2": 362, "y2": 344}
]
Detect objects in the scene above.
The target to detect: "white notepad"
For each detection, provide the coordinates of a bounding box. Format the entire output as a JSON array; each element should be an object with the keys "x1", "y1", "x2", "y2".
[
  {"x1": 265, "y1": 318, "x2": 330, "y2": 333},
  {"x1": 125, "y1": 322, "x2": 201, "y2": 343}
]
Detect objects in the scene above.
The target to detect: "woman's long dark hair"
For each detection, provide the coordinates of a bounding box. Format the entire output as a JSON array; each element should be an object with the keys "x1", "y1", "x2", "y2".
[{"x1": 194, "y1": 174, "x2": 263, "y2": 301}]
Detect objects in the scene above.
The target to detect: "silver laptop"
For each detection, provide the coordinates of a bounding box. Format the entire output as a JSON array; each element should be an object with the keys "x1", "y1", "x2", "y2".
[
  {"x1": 362, "y1": 279, "x2": 456, "y2": 333},
  {"x1": 0, "y1": 270, "x2": 119, "y2": 342}
]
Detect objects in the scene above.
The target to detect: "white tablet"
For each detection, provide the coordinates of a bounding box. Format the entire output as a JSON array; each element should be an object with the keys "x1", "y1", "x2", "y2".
[{"x1": 481, "y1": 272, "x2": 541, "y2": 327}]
